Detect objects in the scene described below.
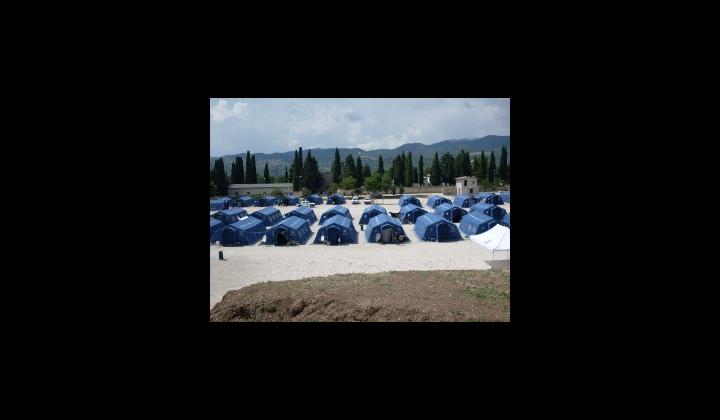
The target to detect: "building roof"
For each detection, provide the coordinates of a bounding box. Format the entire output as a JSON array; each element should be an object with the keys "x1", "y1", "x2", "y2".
[{"x1": 455, "y1": 176, "x2": 476, "y2": 180}]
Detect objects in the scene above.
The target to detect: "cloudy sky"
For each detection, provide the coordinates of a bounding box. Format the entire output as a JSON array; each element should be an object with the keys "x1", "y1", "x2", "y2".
[{"x1": 210, "y1": 98, "x2": 510, "y2": 156}]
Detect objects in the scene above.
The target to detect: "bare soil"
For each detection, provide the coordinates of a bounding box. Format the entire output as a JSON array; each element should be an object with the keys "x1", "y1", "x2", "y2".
[{"x1": 209, "y1": 269, "x2": 510, "y2": 322}]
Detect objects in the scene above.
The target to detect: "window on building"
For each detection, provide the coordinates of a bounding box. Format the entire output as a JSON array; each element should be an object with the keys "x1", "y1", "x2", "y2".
[{"x1": 464, "y1": 180, "x2": 467, "y2": 186}]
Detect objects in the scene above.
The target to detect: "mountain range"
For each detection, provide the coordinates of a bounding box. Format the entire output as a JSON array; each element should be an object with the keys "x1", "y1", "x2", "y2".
[{"x1": 210, "y1": 135, "x2": 509, "y2": 178}]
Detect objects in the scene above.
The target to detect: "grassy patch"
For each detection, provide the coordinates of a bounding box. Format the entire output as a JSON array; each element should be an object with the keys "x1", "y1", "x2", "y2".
[{"x1": 473, "y1": 286, "x2": 510, "y2": 302}]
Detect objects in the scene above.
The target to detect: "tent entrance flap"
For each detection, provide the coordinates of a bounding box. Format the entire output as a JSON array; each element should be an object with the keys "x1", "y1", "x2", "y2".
[
  {"x1": 380, "y1": 226, "x2": 394, "y2": 243},
  {"x1": 222, "y1": 229, "x2": 235, "y2": 245},
  {"x1": 437, "y1": 223, "x2": 450, "y2": 241},
  {"x1": 327, "y1": 227, "x2": 340, "y2": 245},
  {"x1": 276, "y1": 229, "x2": 288, "y2": 246},
  {"x1": 452, "y1": 210, "x2": 462, "y2": 223}
]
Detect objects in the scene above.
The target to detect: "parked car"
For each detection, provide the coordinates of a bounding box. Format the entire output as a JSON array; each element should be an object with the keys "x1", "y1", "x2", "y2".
[
  {"x1": 351, "y1": 196, "x2": 360, "y2": 204},
  {"x1": 363, "y1": 197, "x2": 373, "y2": 204}
]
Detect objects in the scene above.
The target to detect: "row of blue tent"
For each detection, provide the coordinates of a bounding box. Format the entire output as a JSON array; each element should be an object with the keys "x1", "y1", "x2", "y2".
[
  {"x1": 211, "y1": 193, "x2": 337, "y2": 209},
  {"x1": 211, "y1": 202, "x2": 506, "y2": 246},
  {"x1": 209, "y1": 197, "x2": 232, "y2": 210},
  {"x1": 424, "y1": 193, "x2": 506, "y2": 210},
  {"x1": 457, "y1": 211, "x2": 510, "y2": 236},
  {"x1": 211, "y1": 204, "x2": 328, "y2": 246}
]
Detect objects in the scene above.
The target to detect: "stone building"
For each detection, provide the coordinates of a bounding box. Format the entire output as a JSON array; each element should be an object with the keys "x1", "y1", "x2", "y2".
[{"x1": 455, "y1": 176, "x2": 478, "y2": 195}]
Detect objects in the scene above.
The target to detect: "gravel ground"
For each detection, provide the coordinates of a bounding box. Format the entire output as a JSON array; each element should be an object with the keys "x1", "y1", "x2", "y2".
[{"x1": 210, "y1": 196, "x2": 510, "y2": 307}]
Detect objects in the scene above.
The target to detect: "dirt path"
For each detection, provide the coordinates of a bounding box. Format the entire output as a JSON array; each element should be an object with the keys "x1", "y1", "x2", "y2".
[{"x1": 210, "y1": 269, "x2": 510, "y2": 322}]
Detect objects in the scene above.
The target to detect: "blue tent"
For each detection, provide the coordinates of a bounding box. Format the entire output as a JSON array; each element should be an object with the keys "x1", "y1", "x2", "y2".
[
  {"x1": 210, "y1": 217, "x2": 223, "y2": 242},
  {"x1": 278, "y1": 195, "x2": 300, "y2": 206},
  {"x1": 500, "y1": 192, "x2": 510, "y2": 203},
  {"x1": 249, "y1": 207, "x2": 283, "y2": 226},
  {"x1": 469, "y1": 203, "x2": 507, "y2": 221},
  {"x1": 212, "y1": 207, "x2": 248, "y2": 226},
  {"x1": 306, "y1": 194, "x2": 324, "y2": 205},
  {"x1": 427, "y1": 195, "x2": 451, "y2": 209},
  {"x1": 319, "y1": 205, "x2": 352, "y2": 225},
  {"x1": 453, "y1": 194, "x2": 476, "y2": 208},
  {"x1": 398, "y1": 195, "x2": 421, "y2": 208},
  {"x1": 263, "y1": 196, "x2": 278, "y2": 206},
  {"x1": 434, "y1": 203, "x2": 468, "y2": 223},
  {"x1": 480, "y1": 193, "x2": 504, "y2": 205},
  {"x1": 209, "y1": 199, "x2": 225, "y2": 211},
  {"x1": 501, "y1": 213, "x2": 510, "y2": 228},
  {"x1": 327, "y1": 193, "x2": 346, "y2": 205},
  {"x1": 414, "y1": 213, "x2": 462, "y2": 242},
  {"x1": 399, "y1": 204, "x2": 428, "y2": 224},
  {"x1": 237, "y1": 195, "x2": 255, "y2": 207},
  {"x1": 459, "y1": 212, "x2": 498, "y2": 236},
  {"x1": 365, "y1": 213, "x2": 409, "y2": 244},
  {"x1": 263, "y1": 216, "x2": 312, "y2": 246},
  {"x1": 220, "y1": 217, "x2": 267, "y2": 246},
  {"x1": 286, "y1": 206, "x2": 317, "y2": 225},
  {"x1": 313, "y1": 215, "x2": 357, "y2": 245},
  {"x1": 359, "y1": 204, "x2": 387, "y2": 225}
]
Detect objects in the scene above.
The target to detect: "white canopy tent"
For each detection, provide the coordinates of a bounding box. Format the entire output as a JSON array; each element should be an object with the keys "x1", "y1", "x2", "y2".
[{"x1": 469, "y1": 224, "x2": 510, "y2": 260}]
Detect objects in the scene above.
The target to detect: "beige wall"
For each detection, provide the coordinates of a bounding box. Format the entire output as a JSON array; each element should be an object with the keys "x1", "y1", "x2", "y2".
[{"x1": 228, "y1": 184, "x2": 293, "y2": 196}]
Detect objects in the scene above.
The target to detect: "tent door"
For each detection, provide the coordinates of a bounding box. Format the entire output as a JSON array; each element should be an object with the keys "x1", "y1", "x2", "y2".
[
  {"x1": 437, "y1": 223, "x2": 450, "y2": 242},
  {"x1": 454, "y1": 210, "x2": 463, "y2": 223},
  {"x1": 276, "y1": 229, "x2": 288, "y2": 246},
  {"x1": 380, "y1": 226, "x2": 394, "y2": 243},
  {"x1": 222, "y1": 228, "x2": 235, "y2": 246},
  {"x1": 327, "y1": 227, "x2": 340, "y2": 245}
]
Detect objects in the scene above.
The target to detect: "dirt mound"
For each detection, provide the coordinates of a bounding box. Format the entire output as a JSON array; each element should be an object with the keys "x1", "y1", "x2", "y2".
[{"x1": 209, "y1": 269, "x2": 509, "y2": 322}]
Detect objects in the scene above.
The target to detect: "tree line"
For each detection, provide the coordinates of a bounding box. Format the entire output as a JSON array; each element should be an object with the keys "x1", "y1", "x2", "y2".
[
  {"x1": 428, "y1": 146, "x2": 509, "y2": 187},
  {"x1": 210, "y1": 151, "x2": 291, "y2": 197},
  {"x1": 211, "y1": 145, "x2": 509, "y2": 197}
]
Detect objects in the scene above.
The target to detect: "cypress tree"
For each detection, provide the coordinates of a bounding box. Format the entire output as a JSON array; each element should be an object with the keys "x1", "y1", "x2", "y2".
[
  {"x1": 303, "y1": 149, "x2": 314, "y2": 190},
  {"x1": 251, "y1": 155, "x2": 258, "y2": 183},
  {"x1": 230, "y1": 161, "x2": 237, "y2": 184},
  {"x1": 284, "y1": 166, "x2": 288, "y2": 183},
  {"x1": 418, "y1": 155, "x2": 424, "y2": 186},
  {"x1": 344, "y1": 154, "x2": 356, "y2": 179},
  {"x1": 245, "y1": 151, "x2": 251, "y2": 182},
  {"x1": 498, "y1": 145, "x2": 508, "y2": 181},
  {"x1": 332, "y1": 148, "x2": 342, "y2": 183},
  {"x1": 291, "y1": 150, "x2": 299, "y2": 191},
  {"x1": 378, "y1": 156, "x2": 384, "y2": 175},
  {"x1": 297, "y1": 147, "x2": 303, "y2": 185},
  {"x1": 405, "y1": 152, "x2": 413, "y2": 186},
  {"x1": 440, "y1": 152, "x2": 455, "y2": 185},
  {"x1": 507, "y1": 164, "x2": 510, "y2": 183},
  {"x1": 213, "y1": 158, "x2": 228, "y2": 195},
  {"x1": 479, "y1": 151, "x2": 488, "y2": 181},
  {"x1": 430, "y1": 152, "x2": 441, "y2": 186},
  {"x1": 236, "y1": 156, "x2": 244, "y2": 184},
  {"x1": 396, "y1": 152, "x2": 406, "y2": 186},
  {"x1": 356, "y1": 155, "x2": 363, "y2": 186},
  {"x1": 263, "y1": 162, "x2": 270, "y2": 183},
  {"x1": 362, "y1": 164, "x2": 371, "y2": 181},
  {"x1": 488, "y1": 150, "x2": 496, "y2": 183}
]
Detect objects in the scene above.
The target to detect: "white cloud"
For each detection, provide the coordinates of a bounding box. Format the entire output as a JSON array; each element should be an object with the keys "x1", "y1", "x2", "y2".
[
  {"x1": 210, "y1": 100, "x2": 248, "y2": 122},
  {"x1": 210, "y1": 98, "x2": 509, "y2": 156}
]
